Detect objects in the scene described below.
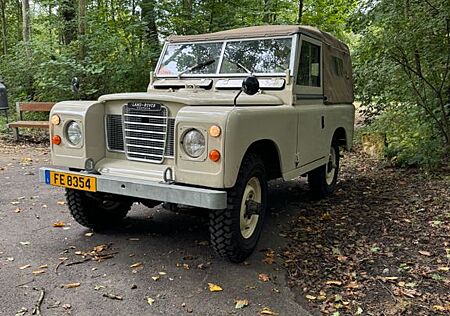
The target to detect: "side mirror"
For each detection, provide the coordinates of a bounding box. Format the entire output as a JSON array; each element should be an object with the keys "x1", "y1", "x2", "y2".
[
  {"x1": 71, "y1": 77, "x2": 80, "y2": 94},
  {"x1": 242, "y1": 76, "x2": 259, "y2": 95}
]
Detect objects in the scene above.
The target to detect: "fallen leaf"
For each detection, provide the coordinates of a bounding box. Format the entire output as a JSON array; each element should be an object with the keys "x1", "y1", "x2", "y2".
[
  {"x1": 259, "y1": 273, "x2": 270, "y2": 282},
  {"x1": 65, "y1": 283, "x2": 81, "y2": 288},
  {"x1": 235, "y1": 299, "x2": 249, "y2": 309},
  {"x1": 19, "y1": 264, "x2": 31, "y2": 270},
  {"x1": 433, "y1": 305, "x2": 450, "y2": 312},
  {"x1": 263, "y1": 257, "x2": 274, "y2": 265},
  {"x1": 418, "y1": 250, "x2": 431, "y2": 257},
  {"x1": 93, "y1": 245, "x2": 107, "y2": 253},
  {"x1": 53, "y1": 221, "x2": 65, "y2": 228},
  {"x1": 345, "y1": 281, "x2": 359, "y2": 289},
  {"x1": 208, "y1": 283, "x2": 223, "y2": 292},
  {"x1": 320, "y1": 212, "x2": 331, "y2": 220},
  {"x1": 305, "y1": 295, "x2": 316, "y2": 300},
  {"x1": 130, "y1": 262, "x2": 142, "y2": 268},
  {"x1": 438, "y1": 266, "x2": 449, "y2": 272},
  {"x1": 147, "y1": 297, "x2": 155, "y2": 305},
  {"x1": 326, "y1": 280, "x2": 342, "y2": 286},
  {"x1": 260, "y1": 307, "x2": 278, "y2": 315}
]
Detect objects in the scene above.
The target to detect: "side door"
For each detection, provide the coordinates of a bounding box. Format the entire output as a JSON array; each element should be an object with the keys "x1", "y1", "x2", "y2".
[{"x1": 293, "y1": 35, "x2": 328, "y2": 170}]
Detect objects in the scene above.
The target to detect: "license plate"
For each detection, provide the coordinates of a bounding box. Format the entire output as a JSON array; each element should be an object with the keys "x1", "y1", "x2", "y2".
[{"x1": 45, "y1": 170, "x2": 97, "y2": 192}]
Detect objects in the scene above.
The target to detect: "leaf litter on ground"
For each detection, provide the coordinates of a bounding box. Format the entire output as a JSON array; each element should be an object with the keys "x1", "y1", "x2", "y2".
[{"x1": 282, "y1": 146, "x2": 450, "y2": 315}]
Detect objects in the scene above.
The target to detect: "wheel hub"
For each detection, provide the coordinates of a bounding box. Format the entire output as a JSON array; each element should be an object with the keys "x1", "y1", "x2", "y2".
[
  {"x1": 325, "y1": 146, "x2": 337, "y2": 185},
  {"x1": 240, "y1": 177, "x2": 262, "y2": 239}
]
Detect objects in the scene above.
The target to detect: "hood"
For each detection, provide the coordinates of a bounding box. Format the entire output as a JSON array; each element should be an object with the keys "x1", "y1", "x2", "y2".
[{"x1": 98, "y1": 90, "x2": 283, "y2": 106}]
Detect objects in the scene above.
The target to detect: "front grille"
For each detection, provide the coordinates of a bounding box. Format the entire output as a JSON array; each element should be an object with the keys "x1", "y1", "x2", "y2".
[
  {"x1": 105, "y1": 104, "x2": 175, "y2": 162},
  {"x1": 106, "y1": 115, "x2": 124, "y2": 151}
]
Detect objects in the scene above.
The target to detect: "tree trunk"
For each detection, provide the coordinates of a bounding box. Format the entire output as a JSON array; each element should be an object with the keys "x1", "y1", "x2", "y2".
[
  {"x1": 0, "y1": 0, "x2": 7, "y2": 54},
  {"x1": 141, "y1": 0, "x2": 158, "y2": 43},
  {"x1": 79, "y1": 0, "x2": 86, "y2": 59},
  {"x1": 60, "y1": 0, "x2": 77, "y2": 45},
  {"x1": 21, "y1": 0, "x2": 31, "y2": 43},
  {"x1": 298, "y1": 0, "x2": 304, "y2": 24}
]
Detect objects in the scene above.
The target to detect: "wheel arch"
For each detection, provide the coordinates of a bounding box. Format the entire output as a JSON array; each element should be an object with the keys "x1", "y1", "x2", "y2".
[
  {"x1": 333, "y1": 127, "x2": 349, "y2": 150},
  {"x1": 240, "y1": 139, "x2": 282, "y2": 182}
]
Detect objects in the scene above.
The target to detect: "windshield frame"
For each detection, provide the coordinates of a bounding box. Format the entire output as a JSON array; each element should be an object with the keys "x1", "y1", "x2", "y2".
[{"x1": 155, "y1": 35, "x2": 297, "y2": 78}]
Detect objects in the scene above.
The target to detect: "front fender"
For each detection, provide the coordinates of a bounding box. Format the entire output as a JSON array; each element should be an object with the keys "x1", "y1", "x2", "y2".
[
  {"x1": 50, "y1": 101, "x2": 105, "y2": 169},
  {"x1": 223, "y1": 105, "x2": 297, "y2": 188}
]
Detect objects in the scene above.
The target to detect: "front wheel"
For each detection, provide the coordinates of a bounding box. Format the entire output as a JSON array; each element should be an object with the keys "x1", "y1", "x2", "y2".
[
  {"x1": 308, "y1": 142, "x2": 340, "y2": 198},
  {"x1": 66, "y1": 189, "x2": 133, "y2": 230},
  {"x1": 209, "y1": 154, "x2": 267, "y2": 263}
]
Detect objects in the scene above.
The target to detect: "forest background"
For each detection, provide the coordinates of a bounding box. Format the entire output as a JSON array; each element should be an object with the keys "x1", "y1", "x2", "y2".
[{"x1": 0, "y1": 0, "x2": 449, "y2": 167}]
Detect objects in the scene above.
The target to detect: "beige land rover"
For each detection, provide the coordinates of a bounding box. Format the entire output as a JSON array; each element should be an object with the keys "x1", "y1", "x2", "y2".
[{"x1": 40, "y1": 25, "x2": 354, "y2": 262}]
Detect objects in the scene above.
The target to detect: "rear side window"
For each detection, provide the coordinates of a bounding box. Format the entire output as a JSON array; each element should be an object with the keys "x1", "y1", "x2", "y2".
[{"x1": 297, "y1": 41, "x2": 321, "y2": 87}]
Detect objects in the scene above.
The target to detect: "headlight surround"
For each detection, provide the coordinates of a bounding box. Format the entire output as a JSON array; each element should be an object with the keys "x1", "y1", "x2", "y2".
[
  {"x1": 182, "y1": 129, "x2": 205, "y2": 158},
  {"x1": 66, "y1": 121, "x2": 82, "y2": 145}
]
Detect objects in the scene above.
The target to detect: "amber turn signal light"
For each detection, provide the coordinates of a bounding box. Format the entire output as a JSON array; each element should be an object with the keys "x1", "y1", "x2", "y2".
[
  {"x1": 209, "y1": 125, "x2": 221, "y2": 137},
  {"x1": 52, "y1": 135, "x2": 61, "y2": 145},
  {"x1": 209, "y1": 150, "x2": 221, "y2": 162}
]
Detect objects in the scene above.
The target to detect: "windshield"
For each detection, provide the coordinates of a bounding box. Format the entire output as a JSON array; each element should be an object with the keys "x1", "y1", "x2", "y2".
[
  {"x1": 158, "y1": 42, "x2": 222, "y2": 76},
  {"x1": 157, "y1": 37, "x2": 293, "y2": 76}
]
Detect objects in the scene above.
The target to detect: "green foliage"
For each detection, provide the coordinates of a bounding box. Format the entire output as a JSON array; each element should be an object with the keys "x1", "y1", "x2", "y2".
[
  {"x1": 353, "y1": 0, "x2": 450, "y2": 166},
  {"x1": 366, "y1": 103, "x2": 445, "y2": 167}
]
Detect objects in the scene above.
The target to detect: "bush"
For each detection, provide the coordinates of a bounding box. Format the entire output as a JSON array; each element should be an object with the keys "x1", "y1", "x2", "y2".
[{"x1": 364, "y1": 103, "x2": 445, "y2": 168}]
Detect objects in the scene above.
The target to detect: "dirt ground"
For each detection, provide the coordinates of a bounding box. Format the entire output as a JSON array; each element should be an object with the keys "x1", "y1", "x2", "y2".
[{"x1": 283, "y1": 146, "x2": 450, "y2": 315}]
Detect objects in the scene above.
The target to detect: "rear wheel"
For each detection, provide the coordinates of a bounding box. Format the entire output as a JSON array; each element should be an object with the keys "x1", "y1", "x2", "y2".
[
  {"x1": 308, "y1": 142, "x2": 340, "y2": 198},
  {"x1": 65, "y1": 189, "x2": 132, "y2": 230},
  {"x1": 209, "y1": 154, "x2": 267, "y2": 263}
]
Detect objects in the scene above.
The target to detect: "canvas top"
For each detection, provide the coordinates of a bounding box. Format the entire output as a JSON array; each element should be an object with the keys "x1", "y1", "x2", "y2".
[{"x1": 167, "y1": 25, "x2": 349, "y2": 53}]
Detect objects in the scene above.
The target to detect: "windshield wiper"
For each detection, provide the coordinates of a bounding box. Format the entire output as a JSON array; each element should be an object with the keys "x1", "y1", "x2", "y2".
[
  {"x1": 178, "y1": 59, "x2": 216, "y2": 78},
  {"x1": 228, "y1": 60, "x2": 252, "y2": 74}
]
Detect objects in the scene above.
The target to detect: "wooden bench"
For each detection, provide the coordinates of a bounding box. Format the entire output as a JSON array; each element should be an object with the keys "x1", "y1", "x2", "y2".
[{"x1": 8, "y1": 102, "x2": 56, "y2": 140}]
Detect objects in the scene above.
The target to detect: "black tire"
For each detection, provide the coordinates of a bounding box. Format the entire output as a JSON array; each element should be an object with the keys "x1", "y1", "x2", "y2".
[
  {"x1": 308, "y1": 142, "x2": 340, "y2": 198},
  {"x1": 209, "y1": 153, "x2": 267, "y2": 263},
  {"x1": 65, "y1": 189, "x2": 132, "y2": 230}
]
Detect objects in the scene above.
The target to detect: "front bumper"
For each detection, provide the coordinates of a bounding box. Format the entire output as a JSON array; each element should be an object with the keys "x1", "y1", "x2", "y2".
[{"x1": 39, "y1": 167, "x2": 227, "y2": 209}]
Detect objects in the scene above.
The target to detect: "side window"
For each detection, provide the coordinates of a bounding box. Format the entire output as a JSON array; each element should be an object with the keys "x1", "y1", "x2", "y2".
[
  {"x1": 332, "y1": 56, "x2": 344, "y2": 77},
  {"x1": 297, "y1": 41, "x2": 321, "y2": 87}
]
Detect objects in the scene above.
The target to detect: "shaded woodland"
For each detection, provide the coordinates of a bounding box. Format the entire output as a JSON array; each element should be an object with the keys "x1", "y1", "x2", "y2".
[{"x1": 0, "y1": 0, "x2": 449, "y2": 166}]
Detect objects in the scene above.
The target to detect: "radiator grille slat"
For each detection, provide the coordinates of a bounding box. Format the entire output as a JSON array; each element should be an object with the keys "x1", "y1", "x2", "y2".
[
  {"x1": 123, "y1": 104, "x2": 167, "y2": 163},
  {"x1": 105, "y1": 104, "x2": 175, "y2": 162}
]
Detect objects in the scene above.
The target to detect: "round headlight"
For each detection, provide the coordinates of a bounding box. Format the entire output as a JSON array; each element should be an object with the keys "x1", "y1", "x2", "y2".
[
  {"x1": 182, "y1": 129, "x2": 205, "y2": 158},
  {"x1": 66, "y1": 121, "x2": 82, "y2": 145}
]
